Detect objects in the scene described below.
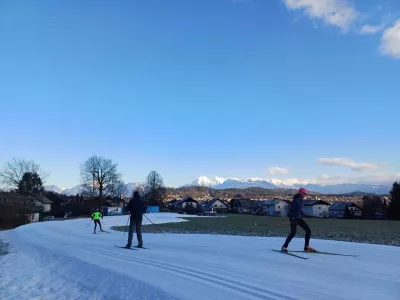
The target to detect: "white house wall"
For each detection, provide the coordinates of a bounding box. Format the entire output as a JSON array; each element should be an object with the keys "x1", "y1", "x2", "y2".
[
  {"x1": 275, "y1": 202, "x2": 289, "y2": 217},
  {"x1": 263, "y1": 202, "x2": 289, "y2": 217},
  {"x1": 211, "y1": 200, "x2": 228, "y2": 209},
  {"x1": 312, "y1": 205, "x2": 329, "y2": 218},
  {"x1": 302, "y1": 206, "x2": 314, "y2": 217}
]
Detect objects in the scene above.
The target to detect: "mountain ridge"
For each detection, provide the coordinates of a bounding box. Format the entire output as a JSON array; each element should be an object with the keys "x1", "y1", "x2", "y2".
[
  {"x1": 45, "y1": 175, "x2": 392, "y2": 196},
  {"x1": 184, "y1": 176, "x2": 392, "y2": 194}
]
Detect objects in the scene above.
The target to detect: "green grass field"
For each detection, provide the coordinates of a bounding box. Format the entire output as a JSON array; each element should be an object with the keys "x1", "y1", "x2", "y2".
[{"x1": 112, "y1": 214, "x2": 400, "y2": 246}]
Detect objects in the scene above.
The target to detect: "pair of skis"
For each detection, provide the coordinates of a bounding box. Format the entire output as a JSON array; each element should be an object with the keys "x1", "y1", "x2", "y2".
[
  {"x1": 272, "y1": 249, "x2": 357, "y2": 259},
  {"x1": 114, "y1": 245, "x2": 150, "y2": 250}
]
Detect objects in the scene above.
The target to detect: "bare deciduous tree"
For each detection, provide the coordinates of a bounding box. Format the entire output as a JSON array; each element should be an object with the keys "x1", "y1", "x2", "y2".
[
  {"x1": 107, "y1": 179, "x2": 128, "y2": 198},
  {"x1": 144, "y1": 170, "x2": 166, "y2": 206},
  {"x1": 0, "y1": 158, "x2": 48, "y2": 189},
  {"x1": 80, "y1": 156, "x2": 122, "y2": 198}
]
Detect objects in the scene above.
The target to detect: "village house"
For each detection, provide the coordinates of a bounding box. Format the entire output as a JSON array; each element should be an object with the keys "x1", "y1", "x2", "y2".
[
  {"x1": 329, "y1": 202, "x2": 362, "y2": 218},
  {"x1": 201, "y1": 198, "x2": 230, "y2": 213},
  {"x1": 262, "y1": 199, "x2": 291, "y2": 217},
  {"x1": 230, "y1": 197, "x2": 254, "y2": 214},
  {"x1": 32, "y1": 195, "x2": 53, "y2": 213},
  {"x1": 302, "y1": 200, "x2": 330, "y2": 218},
  {"x1": 174, "y1": 196, "x2": 198, "y2": 211},
  {"x1": 167, "y1": 199, "x2": 179, "y2": 210}
]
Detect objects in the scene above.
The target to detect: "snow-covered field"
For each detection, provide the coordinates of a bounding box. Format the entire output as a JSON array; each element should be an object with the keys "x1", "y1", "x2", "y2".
[{"x1": 1, "y1": 213, "x2": 399, "y2": 300}]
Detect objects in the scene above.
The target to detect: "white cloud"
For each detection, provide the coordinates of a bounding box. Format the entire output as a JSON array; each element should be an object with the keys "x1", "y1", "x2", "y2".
[
  {"x1": 317, "y1": 157, "x2": 382, "y2": 172},
  {"x1": 282, "y1": 0, "x2": 359, "y2": 31},
  {"x1": 317, "y1": 174, "x2": 343, "y2": 181},
  {"x1": 360, "y1": 24, "x2": 384, "y2": 34},
  {"x1": 380, "y1": 19, "x2": 400, "y2": 58},
  {"x1": 350, "y1": 173, "x2": 400, "y2": 184},
  {"x1": 268, "y1": 167, "x2": 289, "y2": 175},
  {"x1": 270, "y1": 173, "x2": 398, "y2": 186}
]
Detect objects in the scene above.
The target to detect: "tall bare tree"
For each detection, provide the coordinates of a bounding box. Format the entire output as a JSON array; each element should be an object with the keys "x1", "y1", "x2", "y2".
[
  {"x1": 80, "y1": 156, "x2": 122, "y2": 198},
  {"x1": 1, "y1": 158, "x2": 48, "y2": 189},
  {"x1": 107, "y1": 179, "x2": 128, "y2": 198},
  {"x1": 144, "y1": 170, "x2": 166, "y2": 206}
]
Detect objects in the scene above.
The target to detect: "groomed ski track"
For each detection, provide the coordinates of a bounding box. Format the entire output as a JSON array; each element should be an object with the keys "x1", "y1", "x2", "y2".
[{"x1": 1, "y1": 214, "x2": 399, "y2": 300}]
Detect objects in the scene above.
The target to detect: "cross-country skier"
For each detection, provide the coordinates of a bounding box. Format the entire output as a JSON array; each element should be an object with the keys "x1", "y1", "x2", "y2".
[
  {"x1": 282, "y1": 188, "x2": 315, "y2": 252},
  {"x1": 125, "y1": 191, "x2": 145, "y2": 248},
  {"x1": 91, "y1": 208, "x2": 104, "y2": 234}
]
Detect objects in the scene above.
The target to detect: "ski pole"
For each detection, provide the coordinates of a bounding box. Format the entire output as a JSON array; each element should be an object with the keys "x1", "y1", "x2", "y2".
[
  {"x1": 123, "y1": 215, "x2": 130, "y2": 237},
  {"x1": 86, "y1": 218, "x2": 93, "y2": 227},
  {"x1": 144, "y1": 214, "x2": 165, "y2": 236}
]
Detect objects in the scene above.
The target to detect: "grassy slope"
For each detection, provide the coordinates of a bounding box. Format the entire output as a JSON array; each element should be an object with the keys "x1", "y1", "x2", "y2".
[{"x1": 112, "y1": 214, "x2": 400, "y2": 246}]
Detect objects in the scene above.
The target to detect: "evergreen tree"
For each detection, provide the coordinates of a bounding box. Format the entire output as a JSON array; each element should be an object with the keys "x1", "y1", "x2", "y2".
[
  {"x1": 389, "y1": 182, "x2": 400, "y2": 220},
  {"x1": 18, "y1": 172, "x2": 44, "y2": 195}
]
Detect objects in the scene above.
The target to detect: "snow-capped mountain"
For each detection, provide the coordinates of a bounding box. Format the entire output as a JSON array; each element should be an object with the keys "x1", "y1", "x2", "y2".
[
  {"x1": 190, "y1": 176, "x2": 229, "y2": 187},
  {"x1": 44, "y1": 185, "x2": 84, "y2": 196},
  {"x1": 185, "y1": 176, "x2": 392, "y2": 194},
  {"x1": 44, "y1": 185, "x2": 64, "y2": 194},
  {"x1": 187, "y1": 177, "x2": 285, "y2": 189}
]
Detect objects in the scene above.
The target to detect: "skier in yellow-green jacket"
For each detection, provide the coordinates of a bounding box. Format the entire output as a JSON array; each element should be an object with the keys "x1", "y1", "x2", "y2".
[{"x1": 91, "y1": 208, "x2": 104, "y2": 234}]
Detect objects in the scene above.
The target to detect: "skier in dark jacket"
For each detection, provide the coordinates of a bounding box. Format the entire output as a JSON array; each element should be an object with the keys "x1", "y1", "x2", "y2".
[
  {"x1": 282, "y1": 188, "x2": 315, "y2": 252},
  {"x1": 125, "y1": 191, "x2": 145, "y2": 248}
]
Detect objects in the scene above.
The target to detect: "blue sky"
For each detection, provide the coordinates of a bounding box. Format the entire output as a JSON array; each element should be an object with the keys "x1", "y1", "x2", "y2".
[{"x1": 0, "y1": 0, "x2": 399, "y2": 188}]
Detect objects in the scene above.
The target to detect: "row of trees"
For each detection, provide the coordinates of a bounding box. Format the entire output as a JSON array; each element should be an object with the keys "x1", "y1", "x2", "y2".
[
  {"x1": 0, "y1": 156, "x2": 167, "y2": 207},
  {"x1": 0, "y1": 158, "x2": 46, "y2": 195},
  {"x1": 1, "y1": 157, "x2": 399, "y2": 219},
  {"x1": 361, "y1": 182, "x2": 400, "y2": 220},
  {"x1": 79, "y1": 155, "x2": 166, "y2": 206}
]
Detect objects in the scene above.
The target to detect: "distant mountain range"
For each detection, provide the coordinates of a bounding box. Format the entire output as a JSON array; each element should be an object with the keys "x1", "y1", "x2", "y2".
[
  {"x1": 45, "y1": 183, "x2": 141, "y2": 198},
  {"x1": 44, "y1": 176, "x2": 392, "y2": 196},
  {"x1": 184, "y1": 176, "x2": 392, "y2": 195}
]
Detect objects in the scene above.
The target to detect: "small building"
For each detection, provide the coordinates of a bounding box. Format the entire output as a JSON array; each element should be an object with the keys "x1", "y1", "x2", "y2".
[
  {"x1": 146, "y1": 206, "x2": 160, "y2": 213},
  {"x1": 167, "y1": 199, "x2": 179, "y2": 210},
  {"x1": 27, "y1": 213, "x2": 40, "y2": 222},
  {"x1": 329, "y1": 202, "x2": 362, "y2": 218},
  {"x1": 201, "y1": 198, "x2": 229, "y2": 213},
  {"x1": 102, "y1": 206, "x2": 124, "y2": 216},
  {"x1": 263, "y1": 199, "x2": 290, "y2": 217},
  {"x1": 33, "y1": 195, "x2": 53, "y2": 213},
  {"x1": 174, "y1": 197, "x2": 198, "y2": 210},
  {"x1": 302, "y1": 200, "x2": 330, "y2": 218},
  {"x1": 230, "y1": 198, "x2": 254, "y2": 214},
  {"x1": 220, "y1": 200, "x2": 231, "y2": 208}
]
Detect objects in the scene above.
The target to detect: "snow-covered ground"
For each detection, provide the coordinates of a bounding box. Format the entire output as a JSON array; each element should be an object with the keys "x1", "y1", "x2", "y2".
[{"x1": 1, "y1": 213, "x2": 399, "y2": 300}]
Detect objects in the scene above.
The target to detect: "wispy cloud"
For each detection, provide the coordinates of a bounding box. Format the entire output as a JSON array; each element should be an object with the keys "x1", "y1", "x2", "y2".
[
  {"x1": 380, "y1": 19, "x2": 400, "y2": 58},
  {"x1": 280, "y1": 1, "x2": 400, "y2": 59},
  {"x1": 282, "y1": 0, "x2": 359, "y2": 31},
  {"x1": 268, "y1": 167, "x2": 289, "y2": 175},
  {"x1": 317, "y1": 174, "x2": 343, "y2": 181},
  {"x1": 360, "y1": 24, "x2": 384, "y2": 34},
  {"x1": 267, "y1": 173, "x2": 398, "y2": 186},
  {"x1": 317, "y1": 157, "x2": 382, "y2": 172}
]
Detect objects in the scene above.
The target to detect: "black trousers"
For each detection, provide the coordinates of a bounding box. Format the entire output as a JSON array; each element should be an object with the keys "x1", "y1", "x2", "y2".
[
  {"x1": 127, "y1": 219, "x2": 143, "y2": 247},
  {"x1": 283, "y1": 218, "x2": 311, "y2": 248},
  {"x1": 94, "y1": 219, "x2": 102, "y2": 230}
]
